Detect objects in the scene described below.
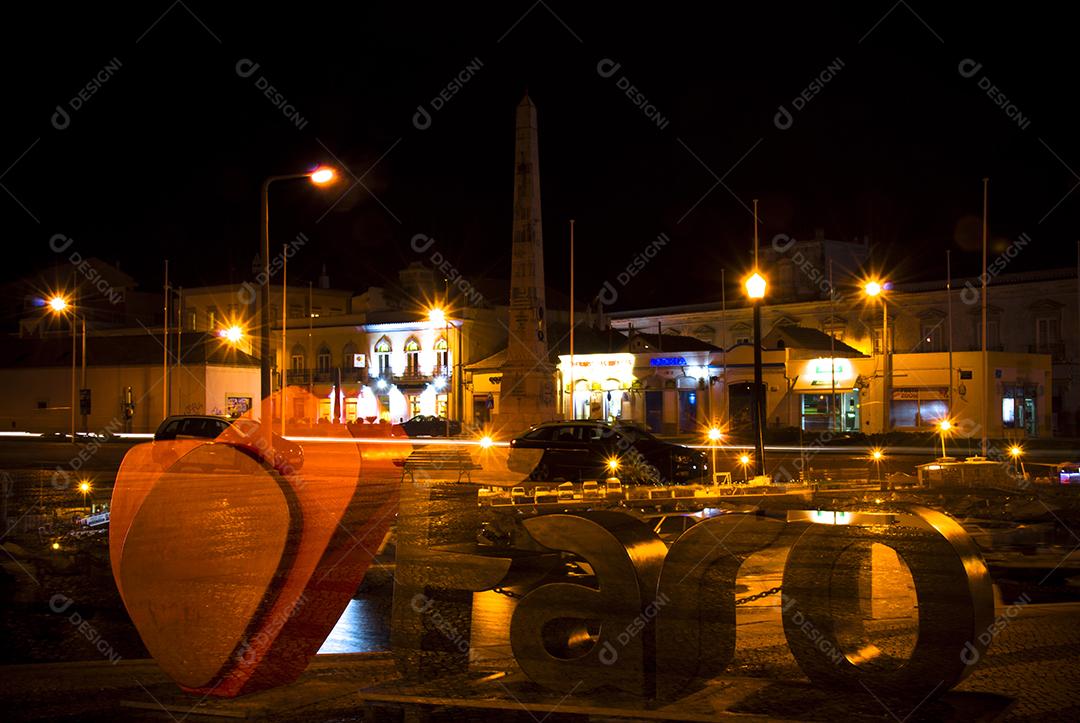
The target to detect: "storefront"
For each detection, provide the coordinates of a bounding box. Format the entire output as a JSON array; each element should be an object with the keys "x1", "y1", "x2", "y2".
[{"x1": 791, "y1": 357, "x2": 862, "y2": 432}]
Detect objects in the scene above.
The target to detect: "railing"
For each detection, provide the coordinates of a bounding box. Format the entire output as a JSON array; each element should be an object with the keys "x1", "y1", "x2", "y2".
[
  {"x1": 1029, "y1": 342, "x2": 1068, "y2": 362},
  {"x1": 286, "y1": 367, "x2": 370, "y2": 385}
]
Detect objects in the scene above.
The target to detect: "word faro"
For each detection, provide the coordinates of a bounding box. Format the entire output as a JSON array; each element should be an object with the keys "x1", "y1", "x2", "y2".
[{"x1": 421, "y1": 505, "x2": 994, "y2": 701}]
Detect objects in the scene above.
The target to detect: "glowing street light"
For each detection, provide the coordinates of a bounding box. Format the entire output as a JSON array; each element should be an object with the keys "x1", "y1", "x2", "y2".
[
  {"x1": 479, "y1": 435, "x2": 494, "y2": 449},
  {"x1": 219, "y1": 325, "x2": 244, "y2": 345},
  {"x1": 427, "y1": 307, "x2": 446, "y2": 326},
  {"x1": 706, "y1": 426, "x2": 722, "y2": 485},
  {"x1": 607, "y1": 458, "x2": 620, "y2": 472},
  {"x1": 738, "y1": 452, "x2": 751, "y2": 483},
  {"x1": 309, "y1": 166, "x2": 336, "y2": 185},
  {"x1": 937, "y1": 419, "x2": 952, "y2": 459},
  {"x1": 1009, "y1": 445, "x2": 1026, "y2": 476},
  {"x1": 47, "y1": 293, "x2": 83, "y2": 444},
  {"x1": 870, "y1": 447, "x2": 885, "y2": 489},
  {"x1": 259, "y1": 166, "x2": 340, "y2": 445},
  {"x1": 78, "y1": 480, "x2": 92, "y2": 510},
  {"x1": 864, "y1": 279, "x2": 891, "y2": 434},
  {"x1": 743, "y1": 265, "x2": 768, "y2": 477}
]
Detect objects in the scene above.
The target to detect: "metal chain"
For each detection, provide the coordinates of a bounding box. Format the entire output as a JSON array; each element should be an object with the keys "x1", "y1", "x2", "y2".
[
  {"x1": 734, "y1": 585, "x2": 783, "y2": 606},
  {"x1": 492, "y1": 584, "x2": 782, "y2": 605}
]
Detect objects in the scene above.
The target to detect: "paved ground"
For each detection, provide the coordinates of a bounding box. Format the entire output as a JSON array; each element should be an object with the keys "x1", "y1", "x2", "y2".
[{"x1": 1, "y1": 600, "x2": 1077, "y2": 721}]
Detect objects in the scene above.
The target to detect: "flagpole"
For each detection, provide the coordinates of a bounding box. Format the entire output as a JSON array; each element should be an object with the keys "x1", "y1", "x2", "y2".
[
  {"x1": 981, "y1": 178, "x2": 989, "y2": 457},
  {"x1": 569, "y1": 219, "x2": 575, "y2": 420},
  {"x1": 947, "y1": 249, "x2": 954, "y2": 417},
  {"x1": 282, "y1": 243, "x2": 287, "y2": 437}
]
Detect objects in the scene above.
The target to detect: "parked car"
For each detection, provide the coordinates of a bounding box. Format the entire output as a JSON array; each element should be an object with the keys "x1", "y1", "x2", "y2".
[
  {"x1": 152, "y1": 415, "x2": 304, "y2": 472},
  {"x1": 509, "y1": 420, "x2": 708, "y2": 484},
  {"x1": 399, "y1": 414, "x2": 462, "y2": 437}
]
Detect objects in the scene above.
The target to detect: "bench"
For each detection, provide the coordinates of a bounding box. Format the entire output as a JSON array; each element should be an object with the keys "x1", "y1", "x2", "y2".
[{"x1": 393, "y1": 448, "x2": 482, "y2": 484}]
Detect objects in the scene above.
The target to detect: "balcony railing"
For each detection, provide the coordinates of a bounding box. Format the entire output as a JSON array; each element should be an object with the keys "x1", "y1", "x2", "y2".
[
  {"x1": 285, "y1": 367, "x2": 369, "y2": 385},
  {"x1": 1029, "y1": 342, "x2": 1068, "y2": 362}
]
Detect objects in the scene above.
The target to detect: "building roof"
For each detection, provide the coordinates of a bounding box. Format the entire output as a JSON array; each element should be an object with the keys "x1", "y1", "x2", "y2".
[
  {"x1": 763, "y1": 325, "x2": 863, "y2": 355},
  {"x1": 628, "y1": 332, "x2": 721, "y2": 353},
  {"x1": 0, "y1": 332, "x2": 259, "y2": 369}
]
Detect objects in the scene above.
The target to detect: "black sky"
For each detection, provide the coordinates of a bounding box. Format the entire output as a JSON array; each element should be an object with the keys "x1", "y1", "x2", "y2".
[{"x1": 2, "y1": 2, "x2": 1078, "y2": 311}]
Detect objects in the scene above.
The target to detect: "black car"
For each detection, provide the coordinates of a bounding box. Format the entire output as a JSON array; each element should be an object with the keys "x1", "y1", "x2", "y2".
[
  {"x1": 509, "y1": 420, "x2": 708, "y2": 484},
  {"x1": 152, "y1": 415, "x2": 304, "y2": 472},
  {"x1": 399, "y1": 414, "x2": 462, "y2": 437}
]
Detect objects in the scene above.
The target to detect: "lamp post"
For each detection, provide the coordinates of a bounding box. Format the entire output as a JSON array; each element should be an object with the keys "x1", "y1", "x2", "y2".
[
  {"x1": 738, "y1": 453, "x2": 751, "y2": 483},
  {"x1": 864, "y1": 280, "x2": 889, "y2": 433},
  {"x1": 78, "y1": 480, "x2": 91, "y2": 512},
  {"x1": 871, "y1": 447, "x2": 885, "y2": 490},
  {"x1": 937, "y1": 419, "x2": 952, "y2": 460},
  {"x1": 259, "y1": 166, "x2": 336, "y2": 449},
  {"x1": 48, "y1": 294, "x2": 84, "y2": 444},
  {"x1": 707, "y1": 426, "x2": 722, "y2": 485},
  {"x1": 1009, "y1": 445, "x2": 1025, "y2": 477},
  {"x1": 744, "y1": 271, "x2": 767, "y2": 478},
  {"x1": 428, "y1": 306, "x2": 450, "y2": 436}
]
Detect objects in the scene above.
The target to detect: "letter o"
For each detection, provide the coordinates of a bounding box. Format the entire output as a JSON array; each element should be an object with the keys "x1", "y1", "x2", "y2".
[{"x1": 780, "y1": 506, "x2": 994, "y2": 697}]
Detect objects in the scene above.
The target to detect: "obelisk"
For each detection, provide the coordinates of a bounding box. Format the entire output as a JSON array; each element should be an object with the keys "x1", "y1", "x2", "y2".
[{"x1": 493, "y1": 94, "x2": 556, "y2": 434}]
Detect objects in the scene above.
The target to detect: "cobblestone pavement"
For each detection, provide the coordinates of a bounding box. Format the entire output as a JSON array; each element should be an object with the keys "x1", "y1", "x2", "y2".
[{"x1": 2, "y1": 602, "x2": 1077, "y2": 721}]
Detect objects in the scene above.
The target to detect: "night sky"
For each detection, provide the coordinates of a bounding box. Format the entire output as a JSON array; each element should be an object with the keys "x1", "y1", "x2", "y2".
[{"x1": 2, "y1": 3, "x2": 1077, "y2": 311}]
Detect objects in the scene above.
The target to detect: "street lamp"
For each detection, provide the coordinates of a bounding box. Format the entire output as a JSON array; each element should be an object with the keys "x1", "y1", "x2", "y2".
[
  {"x1": 707, "y1": 426, "x2": 722, "y2": 484},
  {"x1": 863, "y1": 279, "x2": 890, "y2": 433},
  {"x1": 870, "y1": 447, "x2": 885, "y2": 490},
  {"x1": 1009, "y1": 445, "x2": 1026, "y2": 477},
  {"x1": 429, "y1": 305, "x2": 461, "y2": 437},
  {"x1": 744, "y1": 270, "x2": 767, "y2": 479},
  {"x1": 738, "y1": 453, "x2": 751, "y2": 483},
  {"x1": 260, "y1": 166, "x2": 337, "y2": 449},
  {"x1": 219, "y1": 325, "x2": 245, "y2": 345},
  {"x1": 78, "y1": 480, "x2": 92, "y2": 511},
  {"x1": 937, "y1": 419, "x2": 952, "y2": 459},
  {"x1": 47, "y1": 293, "x2": 85, "y2": 444}
]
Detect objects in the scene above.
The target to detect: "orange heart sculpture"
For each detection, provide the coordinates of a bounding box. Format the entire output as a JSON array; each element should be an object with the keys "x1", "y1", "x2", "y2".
[{"x1": 111, "y1": 392, "x2": 399, "y2": 697}]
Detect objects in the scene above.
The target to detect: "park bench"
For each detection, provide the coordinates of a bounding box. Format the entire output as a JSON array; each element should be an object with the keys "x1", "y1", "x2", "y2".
[{"x1": 393, "y1": 448, "x2": 482, "y2": 484}]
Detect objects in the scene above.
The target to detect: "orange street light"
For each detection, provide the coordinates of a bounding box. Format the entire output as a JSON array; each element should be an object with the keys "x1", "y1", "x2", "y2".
[
  {"x1": 863, "y1": 280, "x2": 883, "y2": 297},
  {"x1": 607, "y1": 458, "x2": 620, "y2": 472},
  {"x1": 706, "y1": 426, "x2": 722, "y2": 484},
  {"x1": 219, "y1": 325, "x2": 245, "y2": 345},
  {"x1": 744, "y1": 272, "x2": 767, "y2": 300},
  {"x1": 937, "y1": 419, "x2": 952, "y2": 459},
  {"x1": 48, "y1": 295, "x2": 69, "y2": 312},
  {"x1": 309, "y1": 166, "x2": 336, "y2": 185},
  {"x1": 479, "y1": 435, "x2": 494, "y2": 449}
]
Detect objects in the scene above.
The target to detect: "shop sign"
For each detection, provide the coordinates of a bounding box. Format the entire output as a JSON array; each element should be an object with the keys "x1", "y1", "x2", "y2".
[
  {"x1": 800, "y1": 357, "x2": 853, "y2": 387},
  {"x1": 650, "y1": 357, "x2": 687, "y2": 366}
]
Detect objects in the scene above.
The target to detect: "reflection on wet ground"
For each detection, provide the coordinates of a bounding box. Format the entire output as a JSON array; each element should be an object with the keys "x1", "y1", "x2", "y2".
[{"x1": 318, "y1": 593, "x2": 393, "y2": 654}]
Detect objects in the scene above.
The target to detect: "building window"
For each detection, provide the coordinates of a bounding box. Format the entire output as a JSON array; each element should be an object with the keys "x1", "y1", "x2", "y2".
[
  {"x1": 920, "y1": 321, "x2": 944, "y2": 352},
  {"x1": 375, "y1": 338, "x2": 391, "y2": 377},
  {"x1": 316, "y1": 344, "x2": 331, "y2": 372},
  {"x1": 1035, "y1": 316, "x2": 1060, "y2": 352},
  {"x1": 975, "y1": 318, "x2": 1001, "y2": 350},
  {"x1": 207, "y1": 307, "x2": 218, "y2": 331},
  {"x1": 290, "y1": 344, "x2": 305, "y2": 371},
  {"x1": 343, "y1": 342, "x2": 358, "y2": 369},
  {"x1": 405, "y1": 338, "x2": 420, "y2": 376},
  {"x1": 434, "y1": 337, "x2": 448, "y2": 375}
]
